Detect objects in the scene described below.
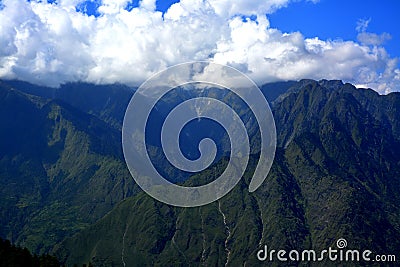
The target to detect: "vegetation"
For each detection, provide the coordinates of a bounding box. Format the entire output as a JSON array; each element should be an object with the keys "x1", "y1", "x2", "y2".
[
  {"x1": 0, "y1": 237, "x2": 59, "y2": 267},
  {"x1": 0, "y1": 81, "x2": 138, "y2": 254},
  {"x1": 1, "y1": 79, "x2": 400, "y2": 266}
]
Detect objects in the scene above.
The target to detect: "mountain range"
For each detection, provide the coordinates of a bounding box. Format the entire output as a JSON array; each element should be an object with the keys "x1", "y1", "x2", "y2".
[{"x1": 1, "y1": 78, "x2": 400, "y2": 266}]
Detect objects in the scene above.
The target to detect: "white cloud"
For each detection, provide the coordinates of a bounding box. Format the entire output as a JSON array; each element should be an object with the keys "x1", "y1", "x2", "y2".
[
  {"x1": 139, "y1": 0, "x2": 156, "y2": 11},
  {"x1": 356, "y1": 18, "x2": 392, "y2": 47},
  {"x1": 207, "y1": 0, "x2": 290, "y2": 18},
  {"x1": 0, "y1": 0, "x2": 399, "y2": 93},
  {"x1": 357, "y1": 32, "x2": 391, "y2": 46},
  {"x1": 356, "y1": 18, "x2": 371, "y2": 33}
]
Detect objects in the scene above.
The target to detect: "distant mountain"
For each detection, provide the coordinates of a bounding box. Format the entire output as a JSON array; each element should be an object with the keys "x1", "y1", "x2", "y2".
[
  {"x1": 52, "y1": 80, "x2": 400, "y2": 266},
  {"x1": 3, "y1": 80, "x2": 135, "y2": 130},
  {"x1": 2, "y1": 79, "x2": 296, "y2": 130}
]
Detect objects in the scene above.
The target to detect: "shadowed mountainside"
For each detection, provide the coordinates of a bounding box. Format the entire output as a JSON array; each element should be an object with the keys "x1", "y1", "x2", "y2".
[{"x1": 0, "y1": 81, "x2": 138, "y2": 254}]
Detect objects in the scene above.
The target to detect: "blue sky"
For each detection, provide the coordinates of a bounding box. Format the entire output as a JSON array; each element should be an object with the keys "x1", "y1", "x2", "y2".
[
  {"x1": 269, "y1": 0, "x2": 399, "y2": 59},
  {"x1": 0, "y1": 0, "x2": 399, "y2": 93},
  {"x1": 74, "y1": 0, "x2": 181, "y2": 16}
]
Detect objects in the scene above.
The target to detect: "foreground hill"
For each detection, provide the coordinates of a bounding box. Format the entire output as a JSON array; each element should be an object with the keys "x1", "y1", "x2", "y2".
[{"x1": 53, "y1": 80, "x2": 400, "y2": 266}]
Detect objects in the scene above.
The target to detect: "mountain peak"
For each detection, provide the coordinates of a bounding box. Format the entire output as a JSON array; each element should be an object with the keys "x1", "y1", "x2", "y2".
[{"x1": 318, "y1": 79, "x2": 344, "y2": 90}]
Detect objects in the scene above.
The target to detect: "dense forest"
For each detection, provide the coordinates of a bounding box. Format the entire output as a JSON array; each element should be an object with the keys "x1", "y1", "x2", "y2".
[{"x1": 0, "y1": 237, "x2": 59, "y2": 267}]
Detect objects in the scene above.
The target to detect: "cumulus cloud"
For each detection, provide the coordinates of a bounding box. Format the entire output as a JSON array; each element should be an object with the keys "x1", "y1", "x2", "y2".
[{"x1": 0, "y1": 0, "x2": 399, "y2": 93}]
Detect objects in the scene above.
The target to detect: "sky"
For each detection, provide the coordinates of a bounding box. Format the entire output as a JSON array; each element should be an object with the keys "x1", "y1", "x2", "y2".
[{"x1": 0, "y1": 0, "x2": 399, "y2": 94}]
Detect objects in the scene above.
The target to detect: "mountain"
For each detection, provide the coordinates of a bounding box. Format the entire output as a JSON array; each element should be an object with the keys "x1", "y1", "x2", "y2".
[
  {"x1": 3, "y1": 80, "x2": 135, "y2": 130},
  {"x1": 2, "y1": 79, "x2": 297, "y2": 131},
  {"x1": 53, "y1": 80, "x2": 400, "y2": 266},
  {"x1": 1, "y1": 79, "x2": 400, "y2": 266},
  {"x1": 0, "y1": 81, "x2": 138, "y2": 254}
]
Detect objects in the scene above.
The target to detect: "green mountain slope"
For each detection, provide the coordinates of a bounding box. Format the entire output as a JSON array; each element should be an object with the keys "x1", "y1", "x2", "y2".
[
  {"x1": 54, "y1": 80, "x2": 400, "y2": 266},
  {"x1": 0, "y1": 82, "x2": 138, "y2": 254}
]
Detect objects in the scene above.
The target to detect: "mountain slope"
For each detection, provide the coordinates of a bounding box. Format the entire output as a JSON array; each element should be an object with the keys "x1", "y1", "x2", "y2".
[
  {"x1": 0, "y1": 82, "x2": 138, "y2": 253},
  {"x1": 54, "y1": 80, "x2": 400, "y2": 266}
]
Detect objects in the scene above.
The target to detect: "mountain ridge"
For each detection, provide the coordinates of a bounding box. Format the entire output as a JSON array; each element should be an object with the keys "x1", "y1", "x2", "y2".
[
  {"x1": 48, "y1": 80, "x2": 400, "y2": 266},
  {"x1": 1, "y1": 78, "x2": 400, "y2": 266}
]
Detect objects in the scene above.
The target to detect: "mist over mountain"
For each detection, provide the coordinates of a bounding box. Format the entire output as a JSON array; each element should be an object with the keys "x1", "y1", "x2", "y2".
[{"x1": 1, "y1": 79, "x2": 400, "y2": 266}]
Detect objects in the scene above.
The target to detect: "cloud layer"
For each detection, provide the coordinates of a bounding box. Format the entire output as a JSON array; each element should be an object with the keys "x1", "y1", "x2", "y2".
[{"x1": 0, "y1": 0, "x2": 399, "y2": 93}]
